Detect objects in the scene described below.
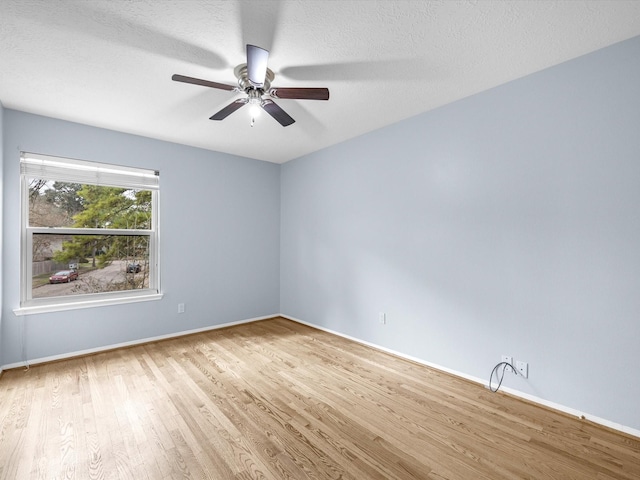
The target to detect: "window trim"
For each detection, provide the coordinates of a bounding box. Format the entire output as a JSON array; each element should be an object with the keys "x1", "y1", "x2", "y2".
[{"x1": 14, "y1": 152, "x2": 162, "y2": 316}]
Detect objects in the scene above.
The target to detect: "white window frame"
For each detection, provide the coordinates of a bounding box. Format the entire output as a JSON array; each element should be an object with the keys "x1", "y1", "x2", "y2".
[{"x1": 14, "y1": 152, "x2": 162, "y2": 316}]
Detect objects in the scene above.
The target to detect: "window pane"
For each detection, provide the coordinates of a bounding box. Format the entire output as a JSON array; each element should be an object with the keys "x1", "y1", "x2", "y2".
[
  {"x1": 32, "y1": 233, "x2": 150, "y2": 299},
  {"x1": 28, "y1": 180, "x2": 152, "y2": 229}
]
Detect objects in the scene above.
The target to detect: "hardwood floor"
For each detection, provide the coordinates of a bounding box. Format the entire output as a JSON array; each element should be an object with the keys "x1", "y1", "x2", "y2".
[{"x1": 1, "y1": 317, "x2": 638, "y2": 479}]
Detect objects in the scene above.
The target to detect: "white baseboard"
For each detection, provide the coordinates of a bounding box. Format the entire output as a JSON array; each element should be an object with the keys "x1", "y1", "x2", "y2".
[
  {"x1": 0, "y1": 313, "x2": 277, "y2": 371},
  {"x1": 280, "y1": 314, "x2": 640, "y2": 440}
]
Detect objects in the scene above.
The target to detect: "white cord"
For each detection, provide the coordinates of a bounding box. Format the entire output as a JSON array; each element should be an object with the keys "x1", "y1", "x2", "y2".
[{"x1": 21, "y1": 316, "x2": 30, "y2": 370}]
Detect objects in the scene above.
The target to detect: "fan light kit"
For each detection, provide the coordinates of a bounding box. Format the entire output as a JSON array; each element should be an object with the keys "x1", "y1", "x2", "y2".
[{"x1": 173, "y1": 44, "x2": 330, "y2": 127}]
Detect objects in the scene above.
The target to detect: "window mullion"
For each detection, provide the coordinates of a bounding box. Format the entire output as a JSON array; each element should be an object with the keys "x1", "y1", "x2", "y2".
[{"x1": 28, "y1": 227, "x2": 152, "y2": 236}]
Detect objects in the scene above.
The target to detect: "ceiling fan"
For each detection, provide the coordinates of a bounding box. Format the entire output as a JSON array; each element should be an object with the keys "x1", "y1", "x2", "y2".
[{"x1": 172, "y1": 44, "x2": 330, "y2": 127}]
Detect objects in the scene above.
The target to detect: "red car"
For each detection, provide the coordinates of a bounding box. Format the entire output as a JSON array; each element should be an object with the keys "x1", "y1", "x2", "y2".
[{"x1": 49, "y1": 270, "x2": 79, "y2": 284}]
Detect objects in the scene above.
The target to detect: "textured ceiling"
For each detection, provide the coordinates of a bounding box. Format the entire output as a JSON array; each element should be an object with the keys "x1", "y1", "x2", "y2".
[{"x1": 1, "y1": 0, "x2": 640, "y2": 164}]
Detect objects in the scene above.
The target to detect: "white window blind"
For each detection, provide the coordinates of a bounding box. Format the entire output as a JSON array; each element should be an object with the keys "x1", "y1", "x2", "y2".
[{"x1": 20, "y1": 152, "x2": 159, "y2": 190}]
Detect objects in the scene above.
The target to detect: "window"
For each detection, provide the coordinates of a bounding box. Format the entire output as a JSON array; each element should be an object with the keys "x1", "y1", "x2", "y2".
[{"x1": 16, "y1": 153, "x2": 161, "y2": 315}]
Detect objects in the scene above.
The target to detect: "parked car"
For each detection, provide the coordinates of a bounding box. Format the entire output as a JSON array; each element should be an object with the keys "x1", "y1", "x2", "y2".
[
  {"x1": 127, "y1": 263, "x2": 141, "y2": 273},
  {"x1": 49, "y1": 270, "x2": 79, "y2": 283}
]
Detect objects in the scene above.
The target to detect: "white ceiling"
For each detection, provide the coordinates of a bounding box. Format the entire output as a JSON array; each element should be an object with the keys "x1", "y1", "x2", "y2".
[{"x1": 1, "y1": 1, "x2": 640, "y2": 164}]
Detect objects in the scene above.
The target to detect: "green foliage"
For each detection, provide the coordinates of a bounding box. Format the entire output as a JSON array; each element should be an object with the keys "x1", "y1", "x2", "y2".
[
  {"x1": 43, "y1": 182, "x2": 84, "y2": 218},
  {"x1": 53, "y1": 237, "x2": 98, "y2": 264},
  {"x1": 51, "y1": 184, "x2": 152, "y2": 267}
]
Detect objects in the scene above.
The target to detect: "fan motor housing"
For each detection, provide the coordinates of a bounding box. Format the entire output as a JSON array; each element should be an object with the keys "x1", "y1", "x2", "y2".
[{"x1": 234, "y1": 64, "x2": 274, "y2": 92}]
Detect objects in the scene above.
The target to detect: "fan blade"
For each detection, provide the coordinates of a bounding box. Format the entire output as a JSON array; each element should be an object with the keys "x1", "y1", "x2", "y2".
[
  {"x1": 269, "y1": 87, "x2": 330, "y2": 101},
  {"x1": 246, "y1": 44, "x2": 269, "y2": 87},
  {"x1": 210, "y1": 99, "x2": 248, "y2": 121},
  {"x1": 172, "y1": 74, "x2": 236, "y2": 91},
  {"x1": 261, "y1": 99, "x2": 295, "y2": 127}
]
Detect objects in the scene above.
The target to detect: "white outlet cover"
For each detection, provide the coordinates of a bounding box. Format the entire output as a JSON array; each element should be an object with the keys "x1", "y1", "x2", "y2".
[
  {"x1": 502, "y1": 355, "x2": 513, "y2": 373},
  {"x1": 516, "y1": 361, "x2": 528, "y2": 378}
]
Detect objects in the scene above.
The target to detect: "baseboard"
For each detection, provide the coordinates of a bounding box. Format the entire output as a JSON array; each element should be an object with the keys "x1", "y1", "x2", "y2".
[
  {"x1": 0, "y1": 313, "x2": 279, "y2": 371},
  {"x1": 280, "y1": 314, "x2": 640, "y2": 440}
]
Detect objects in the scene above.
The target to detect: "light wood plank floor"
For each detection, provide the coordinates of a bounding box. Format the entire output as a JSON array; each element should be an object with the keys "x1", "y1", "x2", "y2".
[{"x1": 1, "y1": 317, "x2": 638, "y2": 479}]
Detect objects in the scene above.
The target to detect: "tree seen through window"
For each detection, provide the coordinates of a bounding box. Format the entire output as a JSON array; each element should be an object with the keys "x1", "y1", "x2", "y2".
[{"x1": 29, "y1": 180, "x2": 153, "y2": 296}]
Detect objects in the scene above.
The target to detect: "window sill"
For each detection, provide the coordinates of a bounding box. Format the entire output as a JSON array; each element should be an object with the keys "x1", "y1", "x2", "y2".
[{"x1": 14, "y1": 292, "x2": 164, "y2": 316}]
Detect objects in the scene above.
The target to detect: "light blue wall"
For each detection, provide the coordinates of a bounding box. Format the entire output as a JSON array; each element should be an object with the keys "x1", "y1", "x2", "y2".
[
  {"x1": 281, "y1": 36, "x2": 640, "y2": 431},
  {"x1": 0, "y1": 102, "x2": 4, "y2": 362},
  {"x1": 1, "y1": 110, "x2": 280, "y2": 365}
]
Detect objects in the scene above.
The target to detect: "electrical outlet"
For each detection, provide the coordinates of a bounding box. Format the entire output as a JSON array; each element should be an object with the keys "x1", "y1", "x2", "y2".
[
  {"x1": 502, "y1": 355, "x2": 514, "y2": 373},
  {"x1": 516, "y1": 361, "x2": 528, "y2": 378},
  {"x1": 379, "y1": 312, "x2": 386, "y2": 325},
  {"x1": 178, "y1": 303, "x2": 185, "y2": 313}
]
